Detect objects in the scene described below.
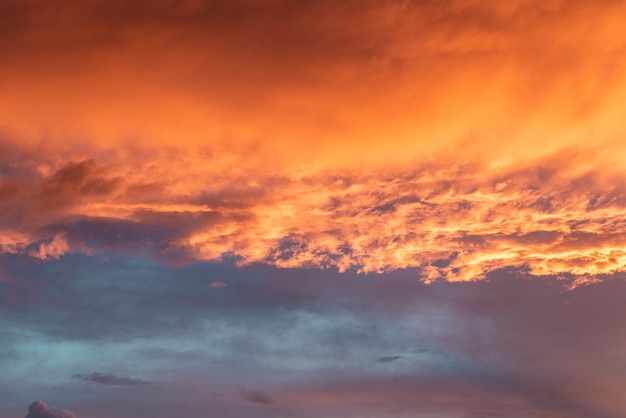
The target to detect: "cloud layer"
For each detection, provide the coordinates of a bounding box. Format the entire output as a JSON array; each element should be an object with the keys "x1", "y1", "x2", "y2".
[
  {"x1": 3, "y1": 258, "x2": 626, "y2": 417},
  {"x1": 2, "y1": 1, "x2": 626, "y2": 417},
  {"x1": 1, "y1": 0, "x2": 626, "y2": 167},
  {"x1": 1, "y1": 147, "x2": 626, "y2": 285},
  {"x1": 2, "y1": 0, "x2": 626, "y2": 284}
]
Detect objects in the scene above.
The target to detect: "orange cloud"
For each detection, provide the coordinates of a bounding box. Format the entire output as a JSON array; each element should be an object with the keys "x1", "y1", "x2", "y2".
[
  {"x1": 1, "y1": 0, "x2": 626, "y2": 168},
  {"x1": 209, "y1": 281, "x2": 227, "y2": 288},
  {"x1": 28, "y1": 234, "x2": 71, "y2": 261},
  {"x1": 0, "y1": 145, "x2": 625, "y2": 285},
  {"x1": 1, "y1": 0, "x2": 625, "y2": 285}
]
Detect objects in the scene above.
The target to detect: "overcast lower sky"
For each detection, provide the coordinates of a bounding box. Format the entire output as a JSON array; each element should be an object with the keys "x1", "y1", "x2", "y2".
[{"x1": 2, "y1": 1, "x2": 626, "y2": 417}]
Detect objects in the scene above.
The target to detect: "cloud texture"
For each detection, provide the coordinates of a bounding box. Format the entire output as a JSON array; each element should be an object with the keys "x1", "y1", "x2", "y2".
[
  {"x1": 1, "y1": 0, "x2": 626, "y2": 165},
  {"x1": 3, "y1": 260, "x2": 626, "y2": 417},
  {"x1": 25, "y1": 402, "x2": 75, "y2": 418},
  {"x1": 1, "y1": 0, "x2": 625, "y2": 284},
  {"x1": 1, "y1": 147, "x2": 626, "y2": 285},
  {"x1": 1, "y1": 1, "x2": 626, "y2": 417}
]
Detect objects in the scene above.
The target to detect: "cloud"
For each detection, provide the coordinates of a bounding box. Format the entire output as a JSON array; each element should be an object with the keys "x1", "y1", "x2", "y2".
[
  {"x1": 72, "y1": 372, "x2": 152, "y2": 387},
  {"x1": 376, "y1": 355, "x2": 403, "y2": 363},
  {"x1": 0, "y1": 2, "x2": 625, "y2": 417},
  {"x1": 1, "y1": 0, "x2": 625, "y2": 169},
  {"x1": 565, "y1": 276, "x2": 603, "y2": 291},
  {"x1": 28, "y1": 234, "x2": 70, "y2": 261},
  {"x1": 209, "y1": 281, "x2": 227, "y2": 288},
  {"x1": 0, "y1": 0, "x2": 625, "y2": 287},
  {"x1": 39, "y1": 160, "x2": 119, "y2": 209},
  {"x1": 281, "y1": 372, "x2": 610, "y2": 418},
  {"x1": 1, "y1": 147, "x2": 626, "y2": 287},
  {"x1": 24, "y1": 401, "x2": 75, "y2": 418},
  {"x1": 3, "y1": 259, "x2": 626, "y2": 417},
  {"x1": 239, "y1": 390, "x2": 275, "y2": 406}
]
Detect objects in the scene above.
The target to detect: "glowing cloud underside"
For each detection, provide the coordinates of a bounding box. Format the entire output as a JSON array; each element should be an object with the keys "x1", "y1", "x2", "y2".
[
  {"x1": 1, "y1": 149, "x2": 626, "y2": 284},
  {"x1": 4, "y1": 2, "x2": 626, "y2": 417},
  {"x1": 1, "y1": 0, "x2": 626, "y2": 284}
]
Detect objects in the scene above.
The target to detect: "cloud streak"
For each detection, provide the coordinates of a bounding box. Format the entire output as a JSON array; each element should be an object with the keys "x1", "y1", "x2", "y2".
[
  {"x1": 376, "y1": 356, "x2": 403, "y2": 363},
  {"x1": 239, "y1": 390, "x2": 275, "y2": 407},
  {"x1": 72, "y1": 372, "x2": 153, "y2": 387}
]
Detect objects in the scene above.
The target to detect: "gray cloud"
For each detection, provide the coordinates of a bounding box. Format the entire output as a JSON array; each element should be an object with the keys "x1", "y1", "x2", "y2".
[
  {"x1": 239, "y1": 390, "x2": 275, "y2": 406},
  {"x1": 376, "y1": 355, "x2": 402, "y2": 363},
  {"x1": 2, "y1": 257, "x2": 626, "y2": 417},
  {"x1": 72, "y1": 372, "x2": 152, "y2": 387}
]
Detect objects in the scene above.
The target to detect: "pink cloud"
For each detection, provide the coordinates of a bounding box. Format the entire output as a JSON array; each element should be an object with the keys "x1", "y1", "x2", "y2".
[
  {"x1": 25, "y1": 401, "x2": 75, "y2": 418},
  {"x1": 209, "y1": 281, "x2": 227, "y2": 288},
  {"x1": 29, "y1": 234, "x2": 70, "y2": 261}
]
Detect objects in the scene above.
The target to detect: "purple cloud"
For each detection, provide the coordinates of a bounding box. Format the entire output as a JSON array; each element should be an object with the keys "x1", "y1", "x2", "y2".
[{"x1": 24, "y1": 401, "x2": 75, "y2": 418}]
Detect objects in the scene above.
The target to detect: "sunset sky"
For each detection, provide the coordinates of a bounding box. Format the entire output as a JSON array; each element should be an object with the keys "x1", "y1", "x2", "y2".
[{"x1": 2, "y1": 1, "x2": 626, "y2": 417}]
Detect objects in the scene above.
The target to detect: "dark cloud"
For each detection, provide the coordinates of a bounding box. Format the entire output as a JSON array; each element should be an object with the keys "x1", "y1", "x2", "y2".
[
  {"x1": 24, "y1": 401, "x2": 75, "y2": 418},
  {"x1": 40, "y1": 160, "x2": 119, "y2": 205},
  {"x1": 72, "y1": 372, "x2": 152, "y2": 387},
  {"x1": 239, "y1": 390, "x2": 275, "y2": 407},
  {"x1": 376, "y1": 355, "x2": 402, "y2": 363},
  {"x1": 50, "y1": 212, "x2": 225, "y2": 256}
]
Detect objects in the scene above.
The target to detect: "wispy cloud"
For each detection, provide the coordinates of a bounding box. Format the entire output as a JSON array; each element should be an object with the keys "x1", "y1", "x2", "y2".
[
  {"x1": 239, "y1": 390, "x2": 275, "y2": 406},
  {"x1": 209, "y1": 281, "x2": 227, "y2": 288},
  {"x1": 376, "y1": 355, "x2": 403, "y2": 363},
  {"x1": 72, "y1": 372, "x2": 153, "y2": 387}
]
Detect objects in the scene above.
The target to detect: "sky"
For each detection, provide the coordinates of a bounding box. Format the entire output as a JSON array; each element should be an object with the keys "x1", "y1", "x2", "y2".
[{"x1": 1, "y1": 0, "x2": 626, "y2": 417}]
